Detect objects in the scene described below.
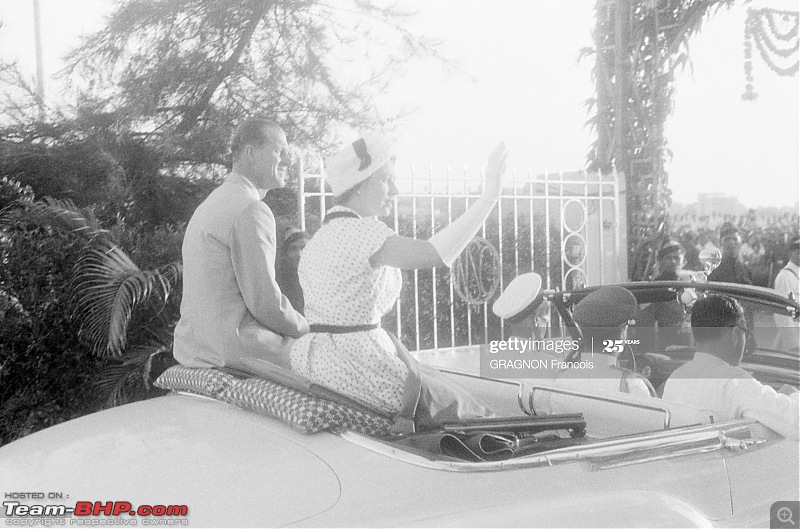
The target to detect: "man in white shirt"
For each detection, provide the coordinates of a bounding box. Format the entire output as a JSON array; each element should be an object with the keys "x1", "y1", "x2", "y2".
[
  {"x1": 774, "y1": 237, "x2": 799, "y2": 300},
  {"x1": 173, "y1": 118, "x2": 309, "y2": 374},
  {"x1": 662, "y1": 294, "x2": 798, "y2": 440},
  {"x1": 772, "y1": 237, "x2": 800, "y2": 351}
]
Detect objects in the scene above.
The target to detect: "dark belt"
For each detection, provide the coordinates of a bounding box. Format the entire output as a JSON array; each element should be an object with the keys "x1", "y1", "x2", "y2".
[{"x1": 309, "y1": 323, "x2": 380, "y2": 334}]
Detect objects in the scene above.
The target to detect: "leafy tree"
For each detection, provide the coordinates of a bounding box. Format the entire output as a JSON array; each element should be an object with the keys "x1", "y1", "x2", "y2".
[
  {"x1": 0, "y1": 0, "x2": 441, "y2": 439},
  {"x1": 584, "y1": 0, "x2": 736, "y2": 279},
  {"x1": 0, "y1": 192, "x2": 106, "y2": 444},
  {"x1": 64, "y1": 0, "x2": 440, "y2": 157},
  {"x1": 0, "y1": 180, "x2": 187, "y2": 447}
]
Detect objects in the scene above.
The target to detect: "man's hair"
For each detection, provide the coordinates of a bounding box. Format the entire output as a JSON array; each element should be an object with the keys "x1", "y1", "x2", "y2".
[
  {"x1": 691, "y1": 294, "x2": 744, "y2": 342},
  {"x1": 230, "y1": 117, "x2": 282, "y2": 160}
]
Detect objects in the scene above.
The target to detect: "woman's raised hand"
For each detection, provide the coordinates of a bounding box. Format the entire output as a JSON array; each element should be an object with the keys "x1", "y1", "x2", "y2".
[{"x1": 485, "y1": 141, "x2": 508, "y2": 197}]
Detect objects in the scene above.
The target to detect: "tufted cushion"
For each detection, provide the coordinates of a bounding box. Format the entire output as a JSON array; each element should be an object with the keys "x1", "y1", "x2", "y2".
[
  {"x1": 155, "y1": 365, "x2": 393, "y2": 436},
  {"x1": 154, "y1": 365, "x2": 238, "y2": 397},
  {"x1": 220, "y1": 378, "x2": 393, "y2": 436}
]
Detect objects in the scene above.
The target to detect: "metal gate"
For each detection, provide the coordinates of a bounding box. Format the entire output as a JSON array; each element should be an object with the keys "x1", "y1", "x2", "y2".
[{"x1": 298, "y1": 162, "x2": 624, "y2": 351}]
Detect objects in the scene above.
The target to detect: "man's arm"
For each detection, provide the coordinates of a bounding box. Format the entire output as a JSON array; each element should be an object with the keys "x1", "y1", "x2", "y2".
[
  {"x1": 728, "y1": 376, "x2": 799, "y2": 440},
  {"x1": 774, "y1": 270, "x2": 793, "y2": 297},
  {"x1": 230, "y1": 201, "x2": 308, "y2": 338}
]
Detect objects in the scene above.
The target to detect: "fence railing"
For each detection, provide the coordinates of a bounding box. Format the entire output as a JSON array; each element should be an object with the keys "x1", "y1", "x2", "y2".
[{"x1": 298, "y1": 163, "x2": 622, "y2": 351}]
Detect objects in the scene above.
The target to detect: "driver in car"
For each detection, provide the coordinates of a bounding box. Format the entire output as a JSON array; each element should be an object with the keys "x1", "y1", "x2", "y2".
[
  {"x1": 534, "y1": 286, "x2": 656, "y2": 414},
  {"x1": 662, "y1": 294, "x2": 799, "y2": 440}
]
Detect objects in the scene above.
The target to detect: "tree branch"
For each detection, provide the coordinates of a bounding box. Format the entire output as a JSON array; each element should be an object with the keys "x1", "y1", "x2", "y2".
[{"x1": 174, "y1": 0, "x2": 274, "y2": 134}]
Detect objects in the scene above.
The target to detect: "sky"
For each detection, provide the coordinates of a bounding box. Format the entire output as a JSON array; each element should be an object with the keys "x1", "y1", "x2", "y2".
[{"x1": 0, "y1": 0, "x2": 797, "y2": 208}]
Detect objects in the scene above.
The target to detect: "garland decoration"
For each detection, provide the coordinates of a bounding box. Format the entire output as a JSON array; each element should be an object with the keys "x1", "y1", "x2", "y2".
[{"x1": 743, "y1": 8, "x2": 799, "y2": 100}]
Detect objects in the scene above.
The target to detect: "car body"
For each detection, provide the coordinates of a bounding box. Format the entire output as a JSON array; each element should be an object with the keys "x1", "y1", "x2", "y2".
[{"x1": 1, "y1": 281, "x2": 798, "y2": 528}]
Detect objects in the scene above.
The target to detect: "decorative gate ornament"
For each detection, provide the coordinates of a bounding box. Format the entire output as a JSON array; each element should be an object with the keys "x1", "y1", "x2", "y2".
[{"x1": 451, "y1": 237, "x2": 501, "y2": 305}]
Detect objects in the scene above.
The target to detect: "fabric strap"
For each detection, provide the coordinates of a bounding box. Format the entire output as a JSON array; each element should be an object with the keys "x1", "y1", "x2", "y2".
[
  {"x1": 283, "y1": 232, "x2": 307, "y2": 248},
  {"x1": 309, "y1": 323, "x2": 379, "y2": 333},
  {"x1": 323, "y1": 210, "x2": 360, "y2": 223},
  {"x1": 386, "y1": 331, "x2": 423, "y2": 434}
]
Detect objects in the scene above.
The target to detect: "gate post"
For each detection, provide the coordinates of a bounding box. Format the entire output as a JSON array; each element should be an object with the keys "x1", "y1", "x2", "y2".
[{"x1": 616, "y1": 170, "x2": 629, "y2": 282}]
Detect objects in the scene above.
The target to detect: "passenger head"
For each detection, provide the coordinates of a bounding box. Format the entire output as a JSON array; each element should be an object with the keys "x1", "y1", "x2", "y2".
[
  {"x1": 690, "y1": 294, "x2": 747, "y2": 365},
  {"x1": 718, "y1": 223, "x2": 742, "y2": 259},
  {"x1": 790, "y1": 237, "x2": 800, "y2": 266},
  {"x1": 282, "y1": 228, "x2": 309, "y2": 268},
  {"x1": 572, "y1": 286, "x2": 637, "y2": 355},
  {"x1": 231, "y1": 118, "x2": 290, "y2": 192},
  {"x1": 325, "y1": 132, "x2": 399, "y2": 217},
  {"x1": 657, "y1": 240, "x2": 685, "y2": 276}
]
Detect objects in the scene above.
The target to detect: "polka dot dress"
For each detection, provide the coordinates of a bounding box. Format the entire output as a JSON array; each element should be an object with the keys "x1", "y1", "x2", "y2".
[{"x1": 290, "y1": 206, "x2": 407, "y2": 414}]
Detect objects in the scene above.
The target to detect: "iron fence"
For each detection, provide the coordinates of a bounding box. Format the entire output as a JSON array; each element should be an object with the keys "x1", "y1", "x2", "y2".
[{"x1": 298, "y1": 162, "x2": 622, "y2": 351}]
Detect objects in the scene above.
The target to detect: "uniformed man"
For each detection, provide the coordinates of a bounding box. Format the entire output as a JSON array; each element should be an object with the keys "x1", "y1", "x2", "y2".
[
  {"x1": 708, "y1": 223, "x2": 754, "y2": 285},
  {"x1": 492, "y1": 272, "x2": 551, "y2": 341},
  {"x1": 533, "y1": 286, "x2": 655, "y2": 417}
]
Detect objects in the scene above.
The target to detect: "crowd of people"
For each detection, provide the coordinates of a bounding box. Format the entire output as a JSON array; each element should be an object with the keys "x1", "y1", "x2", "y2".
[{"x1": 668, "y1": 211, "x2": 799, "y2": 287}]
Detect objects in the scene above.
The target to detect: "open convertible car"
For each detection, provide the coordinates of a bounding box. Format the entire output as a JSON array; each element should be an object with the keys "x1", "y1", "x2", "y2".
[{"x1": 1, "y1": 280, "x2": 798, "y2": 528}]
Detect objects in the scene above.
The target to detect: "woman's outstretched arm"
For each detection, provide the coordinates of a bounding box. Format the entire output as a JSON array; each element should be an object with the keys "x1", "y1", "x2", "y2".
[{"x1": 370, "y1": 142, "x2": 508, "y2": 270}]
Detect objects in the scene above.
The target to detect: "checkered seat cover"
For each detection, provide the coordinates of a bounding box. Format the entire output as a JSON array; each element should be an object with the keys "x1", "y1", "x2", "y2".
[
  {"x1": 154, "y1": 365, "x2": 237, "y2": 398},
  {"x1": 155, "y1": 365, "x2": 393, "y2": 436},
  {"x1": 220, "y1": 378, "x2": 393, "y2": 436}
]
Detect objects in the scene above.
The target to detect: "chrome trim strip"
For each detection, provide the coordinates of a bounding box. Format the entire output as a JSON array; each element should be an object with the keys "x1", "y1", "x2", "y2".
[
  {"x1": 588, "y1": 435, "x2": 724, "y2": 470},
  {"x1": 528, "y1": 384, "x2": 672, "y2": 428}
]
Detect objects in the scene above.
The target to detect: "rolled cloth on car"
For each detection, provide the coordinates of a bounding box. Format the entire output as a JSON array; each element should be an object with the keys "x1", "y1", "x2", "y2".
[{"x1": 388, "y1": 331, "x2": 494, "y2": 432}]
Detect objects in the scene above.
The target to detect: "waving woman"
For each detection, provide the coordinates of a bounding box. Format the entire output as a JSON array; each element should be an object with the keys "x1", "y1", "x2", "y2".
[{"x1": 290, "y1": 132, "x2": 507, "y2": 427}]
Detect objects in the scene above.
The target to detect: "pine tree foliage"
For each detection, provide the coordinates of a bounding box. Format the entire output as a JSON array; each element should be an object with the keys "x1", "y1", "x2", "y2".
[{"x1": 64, "y1": 0, "x2": 440, "y2": 153}]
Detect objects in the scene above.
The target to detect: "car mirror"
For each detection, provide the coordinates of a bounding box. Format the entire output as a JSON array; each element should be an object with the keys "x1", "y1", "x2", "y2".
[{"x1": 698, "y1": 248, "x2": 722, "y2": 275}]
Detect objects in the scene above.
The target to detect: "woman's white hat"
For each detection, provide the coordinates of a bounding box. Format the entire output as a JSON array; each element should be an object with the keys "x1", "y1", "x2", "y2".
[{"x1": 324, "y1": 131, "x2": 398, "y2": 196}]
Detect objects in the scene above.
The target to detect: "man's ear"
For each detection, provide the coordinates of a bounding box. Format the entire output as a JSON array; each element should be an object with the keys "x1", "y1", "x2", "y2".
[{"x1": 727, "y1": 326, "x2": 743, "y2": 349}]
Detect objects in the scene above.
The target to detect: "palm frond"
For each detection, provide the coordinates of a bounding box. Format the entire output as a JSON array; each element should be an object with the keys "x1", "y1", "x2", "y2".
[
  {"x1": 96, "y1": 344, "x2": 171, "y2": 407},
  {"x1": 71, "y1": 242, "x2": 182, "y2": 357},
  {"x1": 23, "y1": 198, "x2": 110, "y2": 242}
]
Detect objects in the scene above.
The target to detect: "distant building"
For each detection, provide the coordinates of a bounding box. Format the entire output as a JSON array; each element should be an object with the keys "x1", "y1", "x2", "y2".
[{"x1": 696, "y1": 193, "x2": 747, "y2": 217}]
